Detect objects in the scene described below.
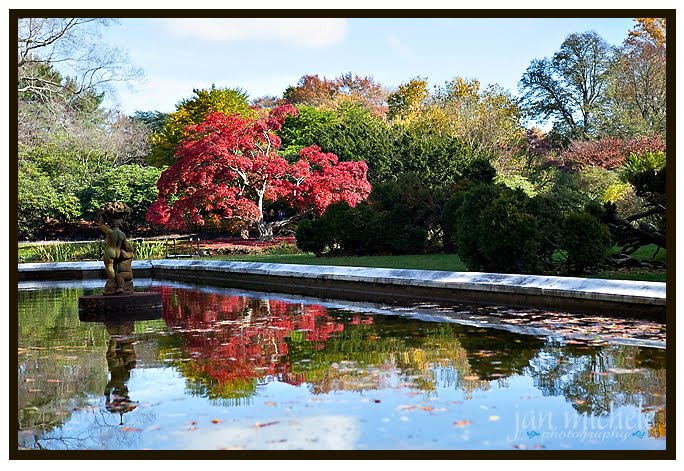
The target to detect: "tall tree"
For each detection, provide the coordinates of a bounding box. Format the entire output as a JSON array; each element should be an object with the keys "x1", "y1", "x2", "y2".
[
  {"x1": 419, "y1": 77, "x2": 525, "y2": 161},
  {"x1": 17, "y1": 18, "x2": 153, "y2": 239},
  {"x1": 17, "y1": 18, "x2": 142, "y2": 105},
  {"x1": 602, "y1": 18, "x2": 666, "y2": 137},
  {"x1": 386, "y1": 77, "x2": 429, "y2": 123},
  {"x1": 146, "y1": 106, "x2": 371, "y2": 239},
  {"x1": 519, "y1": 31, "x2": 613, "y2": 141},
  {"x1": 148, "y1": 85, "x2": 254, "y2": 167},
  {"x1": 628, "y1": 17, "x2": 666, "y2": 47},
  {"x1": 284, "y1": 73, "x2": 387, "y2": 116}
]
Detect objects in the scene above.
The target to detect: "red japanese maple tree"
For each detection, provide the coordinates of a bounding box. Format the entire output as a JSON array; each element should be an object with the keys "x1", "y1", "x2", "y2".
[{"x1": 146, "y1": 105, "x2": 371, "y2": 239}]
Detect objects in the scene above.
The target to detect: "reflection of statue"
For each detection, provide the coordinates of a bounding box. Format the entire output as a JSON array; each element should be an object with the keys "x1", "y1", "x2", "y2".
[
  {"x1": 104, "y1": 322, "x2": 138, "y2": 425},
  {"x1": 99, "y1": 202, "x2": 134, "y2": 295}
]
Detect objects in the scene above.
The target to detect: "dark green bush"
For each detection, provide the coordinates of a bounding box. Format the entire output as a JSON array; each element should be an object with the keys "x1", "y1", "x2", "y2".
[
  {"x1": 295, "y1": 174, "x2": 439, "y2": 256},
  {"x1": 477, "y1": 197, "x2": 540, "y2": 273},
  {"x1": 450, "y1": 183, "x2": 500, "y2": 270},
  {"x1": 295, "y1": 218, "x2": 331, "y2": 255},
  {"x1": 560, "y1": 212, "x2": 612, "y2": 274},
  {"x1": 449, "y1": 184, "x2": 564, "y2": 274}
]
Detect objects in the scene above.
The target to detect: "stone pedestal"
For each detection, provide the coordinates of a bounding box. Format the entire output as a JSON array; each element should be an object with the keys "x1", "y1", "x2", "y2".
[{"x1": 78, "y1": 291, "x2": 162, "y2": 322}]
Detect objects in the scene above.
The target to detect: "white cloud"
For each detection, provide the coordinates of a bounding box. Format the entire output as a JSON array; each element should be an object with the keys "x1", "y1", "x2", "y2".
[{"x1": 166, "y1": 18, "x2": 348, "y2": 48}]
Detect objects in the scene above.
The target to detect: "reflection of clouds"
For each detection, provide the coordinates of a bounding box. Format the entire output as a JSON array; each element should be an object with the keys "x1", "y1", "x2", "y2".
[{"x1": 172, "y1": 416, "x2": 359, "y2": 450}]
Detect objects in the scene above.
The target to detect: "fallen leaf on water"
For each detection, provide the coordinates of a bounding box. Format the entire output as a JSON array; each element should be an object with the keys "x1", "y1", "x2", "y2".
[
  {"x1": 255, "y1": 421, "x2": 280, "y2": 428},
  {"x1": 488, "y1": 415, "x2": 501, "y2": 421},
  {"x1": 453, "y1": 420, "x2": 472, "y2": 427},
  {"x1": 264, "y1": 401, "x2": 278, "y2": 407},
  {"x1": 608, "y1": 368, "x2": 645, "y2": 374},
  {"x1": 121, "y1": 427, "x2": 142, "y2": 433},
  {"x1": 211, "y1": 419, "x2": 220, "y2": 424},
  {"x1": 463, "y1": 375, "x2": 479, "y2": 381},
  {"x1": 421, "y1": 406, "x2": 434, "y2": 412}
]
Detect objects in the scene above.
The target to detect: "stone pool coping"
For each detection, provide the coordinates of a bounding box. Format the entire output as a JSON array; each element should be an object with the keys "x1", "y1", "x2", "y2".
[{"x1": 17, "y1": 259, "x2": 667, "y2": 319}]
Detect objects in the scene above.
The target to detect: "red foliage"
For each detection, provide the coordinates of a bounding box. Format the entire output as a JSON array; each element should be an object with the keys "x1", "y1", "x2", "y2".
[
  {"x1": 560, "y1": 134, "x2": 666, "y2": 170},
  {"x1": 154, "y1": 287, "x2": 371, "y2": 390},
  {"x1": 146, "y1": 105, "x2": 371, "y2": 231},
  {"x1": 199, "y1": 236, "x2": 296, "y2": 251}
]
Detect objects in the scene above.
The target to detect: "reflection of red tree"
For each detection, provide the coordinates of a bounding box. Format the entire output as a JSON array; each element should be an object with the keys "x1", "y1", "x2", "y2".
[{"x1": 153, "y1": 287, "x2": 365, "y2": 392}]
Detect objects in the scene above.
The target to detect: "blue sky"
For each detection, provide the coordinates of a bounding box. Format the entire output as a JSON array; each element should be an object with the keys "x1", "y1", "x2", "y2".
[{"x1": 95, "y1": 16, "x2": 638, "y2": 115}]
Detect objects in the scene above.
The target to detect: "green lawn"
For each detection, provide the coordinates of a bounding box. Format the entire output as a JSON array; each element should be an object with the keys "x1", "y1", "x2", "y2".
[{"x1": 214, "y1": 253, "x2": 468, "y2": 272}]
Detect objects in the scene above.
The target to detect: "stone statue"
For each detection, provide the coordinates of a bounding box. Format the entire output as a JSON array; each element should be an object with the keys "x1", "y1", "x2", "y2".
[
  {"x1": 79, "y1": 201, "x2": 161, "y2": 318},
  {"x1": 99, "y1": 202, "x2": 134, "y2": 295}
]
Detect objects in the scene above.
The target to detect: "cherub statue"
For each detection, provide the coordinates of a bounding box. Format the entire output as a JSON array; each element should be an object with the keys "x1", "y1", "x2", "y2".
[{"x1": 99, "y1": 202, "x2": 134, "y2": 294}]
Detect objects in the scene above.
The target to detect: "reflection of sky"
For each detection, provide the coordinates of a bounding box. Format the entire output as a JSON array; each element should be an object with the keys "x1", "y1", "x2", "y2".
[{"x1": 34, "y1": 367, "x2": 664, "y2": 451}]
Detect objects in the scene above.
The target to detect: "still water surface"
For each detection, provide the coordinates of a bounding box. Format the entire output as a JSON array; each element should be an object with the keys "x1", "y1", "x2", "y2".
[{"x1": 17, "y1": 279, "x2": 666, "y2": 451}]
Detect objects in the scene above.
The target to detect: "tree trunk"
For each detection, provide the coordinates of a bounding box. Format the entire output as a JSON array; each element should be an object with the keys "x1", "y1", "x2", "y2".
[{"x1": 257, "y1": 220, "x2": 274, "y2": 241}]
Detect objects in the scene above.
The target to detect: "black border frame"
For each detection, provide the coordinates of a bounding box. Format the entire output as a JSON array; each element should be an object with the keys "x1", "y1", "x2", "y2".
[{"x1": 9, "y1": 8, "x2": 676, "y2": 461}]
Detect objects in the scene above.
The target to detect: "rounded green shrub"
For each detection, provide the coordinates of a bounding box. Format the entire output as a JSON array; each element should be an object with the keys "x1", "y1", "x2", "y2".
[
  {"x1": 295, "y1": 218, "x2": 330, "y2": 255},
  {"x1": 560, "y1": 212, "x2": 612, "y2": 274}
]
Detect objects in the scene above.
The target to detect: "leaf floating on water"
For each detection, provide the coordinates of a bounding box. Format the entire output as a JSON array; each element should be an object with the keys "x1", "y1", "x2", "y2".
[
  {"x1": 608, "y1": 368, "x2": 645, "y2": 374},
  {"x1": 264, "y1": 401, "x2": 278, "y2": 407},
  {"x1": 121, "y1": 426, "x2": 142, "y2": 433},
  {"x1": 211, "y1": 419, "x2": 221, "y2": 424},
  {"x1": 463, "y1": 375, "x2": 479, "y2": 381},
  {"x1": 453, "y1": 420, "x2": 472, "y2": 427},
  {"x1": 488, "y1": 415, "x2": 501, "y2": 421},
  {"x1": 255, "y1": 421, "x2": 280, "y2": 428}
]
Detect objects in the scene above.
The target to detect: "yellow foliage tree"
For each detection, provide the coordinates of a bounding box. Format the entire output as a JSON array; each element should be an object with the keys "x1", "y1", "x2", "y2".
[{"x1": 148, "y1": 85, "x2": 255, "y2": 167}]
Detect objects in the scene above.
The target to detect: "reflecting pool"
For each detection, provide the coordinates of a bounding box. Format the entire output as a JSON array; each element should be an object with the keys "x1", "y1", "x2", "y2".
[{"x1": 17, "y1": 279, "x2": 666, "y2": 451}]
